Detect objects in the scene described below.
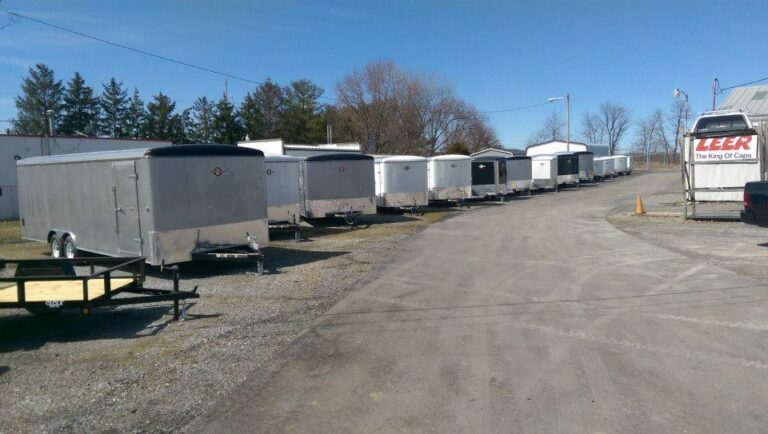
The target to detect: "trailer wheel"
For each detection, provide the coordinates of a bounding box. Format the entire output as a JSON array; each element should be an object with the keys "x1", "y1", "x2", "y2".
[
  {"x1": 63, "y1": 237, "x2": 78, "y2": 259},
  {"x1": 50, "y1": 234, "x2": 63, "y2": 259}
]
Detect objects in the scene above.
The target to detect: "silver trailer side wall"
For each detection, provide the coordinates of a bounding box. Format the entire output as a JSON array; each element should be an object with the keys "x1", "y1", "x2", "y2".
[
  {"x1": 506, "y1": 159, "x2": 533, "y2": 192},
  {"x1": 301, "y1": 159, "x2": 376, "y2": 218},
  {"x1": 18, "y1": 154, "x2": 268, "y2": 264},
  {"x1": 427, "y1": 158, "x2": 472, "y2": 201},
  {"x1": 1, "y1": 135, "x2": 167, "y2": 219},
  {"x1": 265, "y1": 159, "x2": 302, "y2": 224},
  {"x1": 577, "y1": 153, "x2": 594, "y2": 181},
  {"x1": 375, "y1": 160, "x2": 428, "y2": 208}
]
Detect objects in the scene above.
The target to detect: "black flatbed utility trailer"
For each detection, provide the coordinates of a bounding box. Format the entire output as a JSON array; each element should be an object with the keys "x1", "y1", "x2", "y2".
[{"x1": 0, "y1": 257, "x2": 199, "y2": 319}]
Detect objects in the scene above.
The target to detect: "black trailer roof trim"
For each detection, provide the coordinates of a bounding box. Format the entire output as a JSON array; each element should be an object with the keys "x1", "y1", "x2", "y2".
[
  {"x1": 471, "y1": 156, "x2": 507, "y2": 162},
  {"x1": 304, "y1": 153, "x2": 374, "y2": 161},
  {"x1": 507, "y1": 155, "x2": 532, "y2": 160},
  {"x1": 145, "y1": 144, "x2": 264, "y2": 157}
]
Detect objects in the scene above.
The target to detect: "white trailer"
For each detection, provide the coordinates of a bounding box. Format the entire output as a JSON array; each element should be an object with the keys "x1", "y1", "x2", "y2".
[
  {"x1": 595, "y1": 156, "x2": 616, "y2": 177},
  {"x1": 612, "y1": 155, "x2": 628, "y2": 175},
  {"x1": 505, "y1": 155, "x2": 533, "y2": 193},
  {"x1": 531, "y1": 155, "x2": 558, "y2": 190},
  {"x1": 264, "y1": 155, "x2": 302, "y2": 225},
  {"x1": 427, "y1": 155, "x2": 472, "y2": 202},
  {"x1": 374, "y1": 156, "x2": 428, "y2": 209},
  {"x1": 301, "y1": 153, "x2": 376, "y2": 220},
  {"x1": 471, "y1": 156, "x2": 508, "y2": 198},
  {"x1": 683, "y1": 111, "x2": 768, "y2": 203},
  {"x1": 626, "y1": 156, "x2": 633, "y2": 174},
  {"x1": 16, "y1": 145, "x2": 269, "y2": 267}
]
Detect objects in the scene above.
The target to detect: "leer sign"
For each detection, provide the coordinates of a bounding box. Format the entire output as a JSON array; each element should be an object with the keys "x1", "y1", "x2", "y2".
[{"x1": 693, "y1": 135, "x2": 757, "y2": 162}]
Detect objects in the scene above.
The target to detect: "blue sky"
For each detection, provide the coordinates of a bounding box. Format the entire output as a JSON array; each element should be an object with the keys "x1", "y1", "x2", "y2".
[{"x1": 0, "y1": 0, "x2": 766, "y2": 149}]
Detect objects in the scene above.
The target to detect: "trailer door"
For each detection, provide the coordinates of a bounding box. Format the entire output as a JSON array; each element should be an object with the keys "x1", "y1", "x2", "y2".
[{"x1": 111, "y1": 161, "x2": 142, "y2": 256}]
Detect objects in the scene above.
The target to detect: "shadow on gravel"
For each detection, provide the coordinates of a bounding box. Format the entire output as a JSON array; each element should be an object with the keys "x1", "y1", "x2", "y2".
[
  {"x1": 0, "y1": 305, "x2": 172, "y2": 352},
  {"x1": 264, "y1": 247, "x2": 350, "y2": 272},
  {"x1": 0, "y1": 366, "x2": 9, "y2": 376}
]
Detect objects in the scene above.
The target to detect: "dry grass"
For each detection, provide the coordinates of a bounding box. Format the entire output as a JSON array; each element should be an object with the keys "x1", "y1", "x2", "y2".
[{"x1": 0, "y1": 220, "x2": 48, "y2": 259}]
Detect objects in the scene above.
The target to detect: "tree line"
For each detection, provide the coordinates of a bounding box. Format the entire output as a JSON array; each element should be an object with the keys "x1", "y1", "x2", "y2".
[{"x1": 11, "y1": 61, "x2": 499, "y2": 156}]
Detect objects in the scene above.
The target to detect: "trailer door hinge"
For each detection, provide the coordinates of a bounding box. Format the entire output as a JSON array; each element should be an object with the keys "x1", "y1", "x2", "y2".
[
  {"x1": 129, "y1": 174, "x2": 138, "y2": 179},
  {"x1": 133, "y1": 238, "x2": 143, "y2": 243}
]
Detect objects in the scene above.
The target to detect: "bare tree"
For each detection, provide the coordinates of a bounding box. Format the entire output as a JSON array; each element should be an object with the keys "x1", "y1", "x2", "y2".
[
  {"x1": 580, "y1": 111, "x2": 605, "y2": 144},
  {"x1": 335, "y1": 60, "x2": 498, "y2": 155},
  {"x1": 667, "y1": 99, "x2": 689, "y2": 163},
  {"x1": 633, "y1": 112, "x2": 660, "y2": 164},
  {"x1": 598, "y1": 102, "x2": 631, "y2": 154},
  {"x1": 526, "y1": 110, "x2": 564, "y2": 145}
]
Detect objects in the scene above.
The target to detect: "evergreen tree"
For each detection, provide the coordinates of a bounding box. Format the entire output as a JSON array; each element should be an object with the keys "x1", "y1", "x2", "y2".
[
  {"x1": 99, "y1": 78, "x2": 129, "y2": 137},
  {"x1": 282, "y1": 79, "x2": 325, "y2": 143},
  {"x1": 124, "y1": 88, "x2": 146, "y2": 139},
  {"x1": 144, "y1": 92, "x2": 184, "y2": 142},
  {"x1": 240, "y1": 78, "x2": 285, "y2": 140},
  {"x1": 212, "y1": 93, "x2": 242, "y2": 144},
  {"x1": 13, "y1": 64, "x2": 64, "y2": 135},
  {"x1": 60, "y1": 72, "x2": 100, "y2": 136},
  {"x1": 187, "y1": 96, "x2": 216, "y2": 143}
]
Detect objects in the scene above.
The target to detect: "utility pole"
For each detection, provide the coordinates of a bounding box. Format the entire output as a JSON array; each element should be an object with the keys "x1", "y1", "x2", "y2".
[
  {"x1": 712, "y1": 78, "x2": 719, "y2": 111},
  {"x1": 45, "y1": 109, "x2": 55, "y2": 156},
  {"x1": 566, "y1": 94, "x2": 570, "y2": 152}
]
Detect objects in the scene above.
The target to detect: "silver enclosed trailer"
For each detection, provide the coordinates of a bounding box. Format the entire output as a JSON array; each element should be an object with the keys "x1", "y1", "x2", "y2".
[
  {"x1": 596, "y1": 156, "x2": 616, "y2": 177},
  {"x1": 592, "y1": 157, "x2": 606, "y2": 179},
  {"x1": 427, "y1": 155, "x2": 472, "y2": 202},
  {"x1": 264, "y1": 154, "x2": 302, "y2": 225},
  {"x1": 374, "y1": 155, "x2": 428, "y2": 209},
  {"x1": 626, "y1": 156, "x2": 633, "y2": 174},
  {"x1": 17, "y1": 145, "x2": 269, "y2": 267},
  {"x1": 573, "y1": 151, "x2": 594, "y2": 182},
  {"x1": 505, "y1": 155, "x2": 533, "y2": 193},
  {"x1": 471, "y1": 156, "x2": 508, "y2": 198},
  {"x1": 300, "y1": 153, "x2": 376, "y2": 219}
]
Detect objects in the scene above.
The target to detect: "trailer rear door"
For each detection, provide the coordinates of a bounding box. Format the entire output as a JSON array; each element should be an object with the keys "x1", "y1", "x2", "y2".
[{"x1": 111, "y1": 161, "x2": 142, "y2": 256}]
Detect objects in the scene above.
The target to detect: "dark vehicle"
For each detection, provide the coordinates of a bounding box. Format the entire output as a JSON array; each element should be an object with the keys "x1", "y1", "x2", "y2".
[{"x1": 741, "y1": 181, "x2": 768, "y2": 226}]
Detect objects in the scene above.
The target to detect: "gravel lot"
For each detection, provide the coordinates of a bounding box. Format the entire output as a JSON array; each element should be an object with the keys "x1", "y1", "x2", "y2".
[
  {"x1": 608, "y1": 174, "x2": 768, "y2": 283},
  {"x1": 0, "y1": 208, "x2": 472, "y2": 433}
]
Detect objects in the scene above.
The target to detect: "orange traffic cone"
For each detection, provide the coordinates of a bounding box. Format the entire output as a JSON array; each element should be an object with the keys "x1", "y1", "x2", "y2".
[{"x1": 635, "y1": 195, "x2": 646, "y2": 215}]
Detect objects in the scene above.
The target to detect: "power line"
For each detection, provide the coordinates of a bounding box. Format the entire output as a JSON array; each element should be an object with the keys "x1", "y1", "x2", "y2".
[
  {"x1": 1, "y1": 8, "x2": 338, "y2": 101},
  {"x1": 720, "y1": 76, "x2": 768, "y2": 92},
  {"x1": 480, "y1": 100, "x2": 553, "y2": 114}
]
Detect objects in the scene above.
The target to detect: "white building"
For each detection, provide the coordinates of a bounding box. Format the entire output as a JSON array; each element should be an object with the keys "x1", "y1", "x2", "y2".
[
  {"x1": 0, "y1": 135, "x2": 169, "y2": 220},
  {"x1": 238, "y1": 138, "x2": 361, "y2": 157},
  {"x1": 525, "y1": 140, "x2": 609, "y2": 157}
]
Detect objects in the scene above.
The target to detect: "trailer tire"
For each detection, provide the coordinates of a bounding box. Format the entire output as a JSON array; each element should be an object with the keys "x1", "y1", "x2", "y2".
[
  {"x1": 50, "y1": 234, "x2": 63, "y2": 259},
  {"x1": 63, "y1": 237, "x2": 78, "y2": 259}
]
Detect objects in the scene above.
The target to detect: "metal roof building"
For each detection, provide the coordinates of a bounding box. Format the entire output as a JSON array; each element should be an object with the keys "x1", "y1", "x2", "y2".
[
  {"x1": 719, "y1": 85, "x2": 768, "y2": 123},
  {"x1": 525, "y1": 140, "x2": 610, "y2": 157}
]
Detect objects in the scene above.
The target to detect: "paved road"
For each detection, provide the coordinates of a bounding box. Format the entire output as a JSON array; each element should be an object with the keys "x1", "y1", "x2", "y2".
[{"x1": 195, "y1": 172, "x2": 768, "y2": 433}]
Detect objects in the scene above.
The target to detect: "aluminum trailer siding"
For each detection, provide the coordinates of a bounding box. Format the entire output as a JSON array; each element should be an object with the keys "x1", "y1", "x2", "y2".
[
  {"x1": 572, "y1": 151, "x2": 594, "y2": 182},
  {"x1": 17, "y1": 145, "x2": 269, "y2": 265},
  {"x1": 505, "y1": 155, "x2": 533, "y2": 192},
  {"x1": 612, "y1": 155, "x2": 628, "y2": 175},
  {"x1": 471, "y1": 156, "x2": 508, "y2": 198},
  {"x1": 265, "y1": 155, "x2": 302, "y2": 224},
  {"x1": 593, "y1": 157, "x2": 606, "y2": 179},
  {"x1": 300, "y1": 153, "x2": 376, "y2": 218},
  {"x1": 427, "y1": 155, "x2": 472, "y2": 201},
  {"x1": 374, "y1": 156, "x2": 428, "y2": 209}
]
